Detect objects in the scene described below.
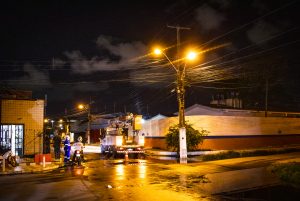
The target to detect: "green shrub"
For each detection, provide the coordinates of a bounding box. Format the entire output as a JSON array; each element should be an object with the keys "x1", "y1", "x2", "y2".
[
  {"x1": 202, "y1": 148, "x2": 300, "y2": 161},
  {"x1": 270, "y1": 162, "x2": 300, "y2": 186},
  {"x1": 240, "y1": 148, "x2": 300, "y2": 157},
  {"x1": 202, "y1": 150, "x2": 240, "y2": 161},
  {"x1": 165, "y1": 122, "x2": 208, "y2": 152},
  {"x1": 240, "y1": 149, "x2": 270, "y2": 157}
]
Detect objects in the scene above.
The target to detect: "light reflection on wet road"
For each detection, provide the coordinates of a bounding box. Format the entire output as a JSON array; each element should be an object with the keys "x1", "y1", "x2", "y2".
[{"x1": 80, "y1": 159, "x2": 213, "y2": 201}]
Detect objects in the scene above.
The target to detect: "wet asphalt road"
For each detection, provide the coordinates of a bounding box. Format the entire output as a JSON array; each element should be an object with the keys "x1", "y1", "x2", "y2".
[
  {"x1": 1, "y1": 152, "x2": 300, "y2": 201},
  {"x1": 0, "y1": 158, "x2": 217, "y2": 201}
]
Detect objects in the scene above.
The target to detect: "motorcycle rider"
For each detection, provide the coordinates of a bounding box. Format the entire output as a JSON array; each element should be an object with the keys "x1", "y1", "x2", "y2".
[
  {"x1": 63, "y1": 135, "x2": 71, "y2": 164},
  {"x1": 72, "y1": 136, "x2": 84, "y2": 162}
]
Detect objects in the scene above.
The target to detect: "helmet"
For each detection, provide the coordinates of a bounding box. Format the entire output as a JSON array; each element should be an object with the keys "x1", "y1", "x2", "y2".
[{"x1": 77, "y1": 136, "x2": 83, "y2": 142}]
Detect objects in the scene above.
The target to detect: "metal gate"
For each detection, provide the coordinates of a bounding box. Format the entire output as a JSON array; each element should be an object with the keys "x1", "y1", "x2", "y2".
[{"x1": 0, "y1": 124, "x2": 24, "y2": 156}]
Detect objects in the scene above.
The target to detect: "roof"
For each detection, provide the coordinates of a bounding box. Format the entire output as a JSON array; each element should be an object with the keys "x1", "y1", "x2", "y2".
[
  {"x1": 175, "y1": 104, "x2": 300, "y2": 117},
  {"x1": 148, "y1": 114, "x2": 167, "y2": 121}
]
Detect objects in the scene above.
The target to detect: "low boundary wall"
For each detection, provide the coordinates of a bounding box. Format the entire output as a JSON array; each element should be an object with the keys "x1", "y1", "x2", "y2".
[{"x1": 145, "y1": 134, "x2": 300, "y2": 150}]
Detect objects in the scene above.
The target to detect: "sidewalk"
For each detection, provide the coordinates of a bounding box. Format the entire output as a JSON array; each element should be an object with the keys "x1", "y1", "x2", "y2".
[
  {"x1": 0, "y1": 148, "x2": 63, "y2": 176},
  {"x1": 0, "y1": 158, "x2": 62, "y2": 176},
  {"x1": 0, "y1": 151, "x2": 100, "y2": 176},
  {"x1": 0, "y1": 143, "x2": 100, "y2": 175}
]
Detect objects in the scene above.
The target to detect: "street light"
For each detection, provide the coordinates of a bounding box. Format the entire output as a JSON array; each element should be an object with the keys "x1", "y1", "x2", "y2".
[
  {"x1": 78, "y1": 103, "x2": 91, "y2": 144},
  {"x1": 51, "y1": 120, "x2": 54, "y2": 128},
  {"x1": 186, "y1": 51, "x2": 197, "y2": 60},
  {"x1": 78, "y1": 104, "x2": 84, "y2": 110},
  {"x1": 154, "y1": 47, "x2": 198, "y2": 163}
]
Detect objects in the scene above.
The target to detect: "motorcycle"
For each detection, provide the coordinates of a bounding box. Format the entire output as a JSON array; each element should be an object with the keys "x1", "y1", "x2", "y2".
[
  {"x1": 73, "y1": 150, "x2": 83, "y2": 166},
  {"x1": 0, "y1": 151, "x2": 18, "y2": 167}
]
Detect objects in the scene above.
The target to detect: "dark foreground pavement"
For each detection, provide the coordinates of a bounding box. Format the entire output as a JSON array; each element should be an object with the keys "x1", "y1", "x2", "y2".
[{"x1": 0, "y1": 152, "x2": 300, "y2": 201}]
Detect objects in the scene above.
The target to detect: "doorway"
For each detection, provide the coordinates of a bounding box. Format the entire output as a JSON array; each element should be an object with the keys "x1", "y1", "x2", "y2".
[{"x1": 0, "y1": 124, "x2": 24, "y2": 156}]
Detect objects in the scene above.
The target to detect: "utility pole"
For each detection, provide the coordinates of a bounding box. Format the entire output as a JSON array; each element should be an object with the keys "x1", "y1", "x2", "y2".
[
  {"x1": 167, "y1": 25, "x2": 190, "y2": 163},
  {"x1": 87, "y1": 104, "x2": 91, "y2": 144},
  {"x1": 167, "y1": 25, "x2": 190, "y2": 128},
  {"x1": 265, "y1": 77, "x2": 269, "y2": 117},
  {"x1": 87, "y1": 97, "x2": 92, "y2": 144},
  {"x1": 43, "y1": 94, "x2": 47, "y2": 154}
]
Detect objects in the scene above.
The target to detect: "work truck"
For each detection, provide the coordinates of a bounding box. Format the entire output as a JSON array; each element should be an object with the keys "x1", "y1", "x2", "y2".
[{"x1": 100, "y1": 114, "x2": 145, "y2": 159}]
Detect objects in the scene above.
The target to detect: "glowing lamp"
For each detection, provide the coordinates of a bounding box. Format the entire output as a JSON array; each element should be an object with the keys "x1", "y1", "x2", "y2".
[{"x1": 186, "y1": 51, "x2": 197, "y2": 60}]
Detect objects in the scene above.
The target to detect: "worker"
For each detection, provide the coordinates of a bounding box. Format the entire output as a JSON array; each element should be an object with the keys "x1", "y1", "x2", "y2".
[{"x1": 63, "y1": 135, "x2": 71, "y2": 164}]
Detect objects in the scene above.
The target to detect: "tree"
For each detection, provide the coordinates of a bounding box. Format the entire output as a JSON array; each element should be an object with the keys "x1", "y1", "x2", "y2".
[{"x1": 165, "y1": 122, "x2": 209, "y2": 152}]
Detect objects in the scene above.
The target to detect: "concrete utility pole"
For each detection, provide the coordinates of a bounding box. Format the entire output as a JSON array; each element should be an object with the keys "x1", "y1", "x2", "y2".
[
  {"x1": 167, "y1": 25, "x2": 190, "y2": 163},
  {"x1": 87, "y1": 98, "x2": 93, "y2": 144},
  {"x1": 87, "y1": 104, "x2": 91, "y2": 144},
  {"x1": 265, "y1": 77, "x2": 269, "y2": 117}
]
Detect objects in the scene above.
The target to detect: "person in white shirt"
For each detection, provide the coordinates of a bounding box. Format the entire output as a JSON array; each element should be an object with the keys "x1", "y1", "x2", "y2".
[
  {"x1": 73, "y1": 136, "x2": 84, "y2": 150},
  {"x1": 72, "y1": 136, "x2": 84, "y2": 162}
]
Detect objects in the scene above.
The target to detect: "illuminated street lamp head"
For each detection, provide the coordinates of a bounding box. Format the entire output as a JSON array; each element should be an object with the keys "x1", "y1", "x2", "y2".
[
  {"x1": 186, "y1": 51, "x2": 197, "y2": 61},
  {"x1": 78, "y1": 104, "x2": 84, "y2": 110},
  {"x1": 154, "y1": 48, "x2": 162, "y2": 55}
]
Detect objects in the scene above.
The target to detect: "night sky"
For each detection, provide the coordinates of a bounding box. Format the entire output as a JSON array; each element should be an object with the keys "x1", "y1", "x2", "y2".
[{"x1": 0, "y1": 0, "x2": 299, "y2": 117}]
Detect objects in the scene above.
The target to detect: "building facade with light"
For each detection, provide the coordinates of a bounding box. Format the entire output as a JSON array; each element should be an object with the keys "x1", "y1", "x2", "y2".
[
  {"x1": 142, "y1": 104, "x2": 300, "y2": 150},
  {"x1": 0, "y1": 92, "x2": 44, "y2": 157}
]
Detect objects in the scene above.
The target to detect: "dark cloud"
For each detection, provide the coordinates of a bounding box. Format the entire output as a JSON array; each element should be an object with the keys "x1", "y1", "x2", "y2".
[
  {"x1": 195, "y1": 4, "x2": 226, "y2": 32},
  {"x1": 64, "y1": 35, "x2": 147, "y2": 74},
  {"x1": 64, "y1": 50, "x2": 110, "y2": 74},
  {"x1": 96, "y1": 35, "x2": 147, "y2": 61},
  {"x1": 52, "y1": 58, "x2": 66, "y2": 68},
  {"x1": 7, "y1": 63, "x2": 51, "y2": 90},
  {"x1": 246, "y1": 20, "x2": 280, "y2": 45}
]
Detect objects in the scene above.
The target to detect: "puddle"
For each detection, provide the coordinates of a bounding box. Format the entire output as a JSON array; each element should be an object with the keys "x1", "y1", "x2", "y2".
[{"x1": 105, "y1": 159, "x2": 147, "y2": 166}]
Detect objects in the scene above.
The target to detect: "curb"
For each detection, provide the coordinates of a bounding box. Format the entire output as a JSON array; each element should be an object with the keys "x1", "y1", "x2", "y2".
[
  {"x1": 0, "y1": 163, "x2": 61, "y2": 176},
  {"x1": 145, "y1": 150, "x2": 223, "y2": 156}
]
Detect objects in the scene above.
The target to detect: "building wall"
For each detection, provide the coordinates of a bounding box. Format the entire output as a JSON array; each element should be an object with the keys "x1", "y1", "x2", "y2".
[
  {"x1": 210, "y1": 98, "x2": 243, "y2": 109},
  {"x1": 199, "y1": 135, "x2": 300, "y2": 150},
  {"x1": 145, "y1": 135, "x2": 300, "y2": 150},
  {"x1": 143, "y1": 115, "x2": 300, "y2": 150},
  {"x1": 144, "y1": 137, "x2": 168, "y2": 149},
  {"x1": 1, "y1": 99, "x2": 44, "y2": 155}
]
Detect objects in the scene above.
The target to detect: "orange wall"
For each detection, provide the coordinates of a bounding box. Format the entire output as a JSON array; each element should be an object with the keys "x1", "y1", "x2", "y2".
[
  {"x1": 145, "y1": 135, "x2": 300, "y2": 150},
  {"x1": 145, "y1": 137, "x2": 168, "y2": 150}
]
